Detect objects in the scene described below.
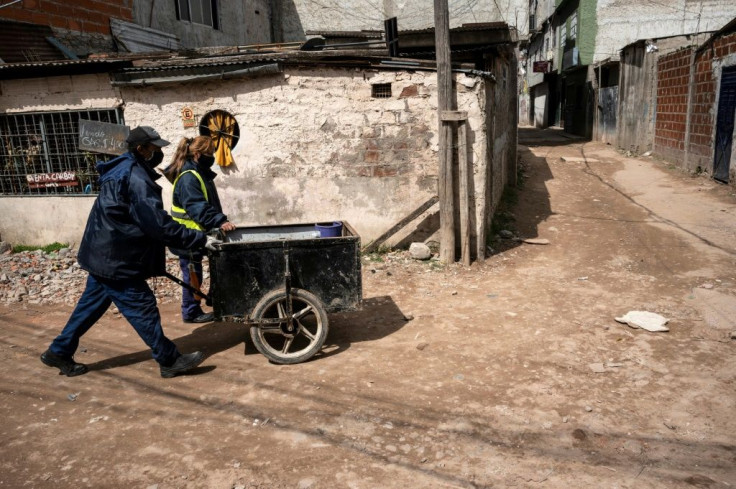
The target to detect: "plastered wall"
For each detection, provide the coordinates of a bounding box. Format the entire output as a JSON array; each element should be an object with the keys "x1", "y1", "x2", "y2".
[
  {"x1": 0, "y1": 67, "x2": 513, "y2": 250},
  {"x1": 280, "y1": 0, "x2": 529, "y2": 40},
  {"x1": 120, "y1": 68, "x2": 489, "y2": 245},
  {"x1": 595, "y1": 0, "x2": 736, "y2": 64}
]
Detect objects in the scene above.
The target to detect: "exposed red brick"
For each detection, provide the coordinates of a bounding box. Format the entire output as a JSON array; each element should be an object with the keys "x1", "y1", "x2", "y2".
[
  {"x1": 373, "y1": 166, "x2": 399, "y2": 177},
  {"x1": 399, "y1": 85, "x2": 419, "y2": 98},
  {"x1": 364, "y1": 151, "x2": 380, "y2": 163}
]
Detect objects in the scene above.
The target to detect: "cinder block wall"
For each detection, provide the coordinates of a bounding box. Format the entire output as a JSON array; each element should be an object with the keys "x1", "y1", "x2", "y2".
[{"x1": 654, "y1": 47, "x2": 692, "y2": 165}]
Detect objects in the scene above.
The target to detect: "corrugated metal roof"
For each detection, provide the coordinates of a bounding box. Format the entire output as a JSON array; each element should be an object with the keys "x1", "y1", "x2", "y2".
[
  {"x1": 0, "y1": 56, "x2": 134, "y2": 80},
  {"x1": 0, "y1": 20, "x2": 65, "y2": 63},
  {"x1": 110, "y1": 18, "x2": 181, "y2": 53},
  {"x1": 0, "y1": 57, "x2": 131, "y2": 70},
  {"x1": 122, "y1": 53, "x2": 284, "y2": 72}
]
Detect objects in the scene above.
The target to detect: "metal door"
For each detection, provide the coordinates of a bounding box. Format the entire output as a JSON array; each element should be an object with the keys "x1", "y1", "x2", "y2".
[
  {"x1": 598, "y1": 86, "x2": 618, "y2": 144},
  {"x1": 713, "y1": 66, "x2": 736, "y2": 183}
]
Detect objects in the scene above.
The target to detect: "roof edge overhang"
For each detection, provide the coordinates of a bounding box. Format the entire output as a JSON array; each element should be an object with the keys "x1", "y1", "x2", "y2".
[{"x1": 111, "y1": 62, "x2": 283, "y2": 87}]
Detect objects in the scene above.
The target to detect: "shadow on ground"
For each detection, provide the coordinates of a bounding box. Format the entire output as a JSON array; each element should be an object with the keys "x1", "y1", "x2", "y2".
[
  {"x1": 83, "y1": 295, "x2": 408, "y2": 369},
  {"x1": 518, "y1": 126, "x2": 589, "y2": 147}
]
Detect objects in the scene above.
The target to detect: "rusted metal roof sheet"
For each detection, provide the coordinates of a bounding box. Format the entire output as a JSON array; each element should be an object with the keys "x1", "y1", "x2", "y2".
[
  {"x1": 110, "y1": 18, "x2": 181, "y2": 53},
  {"x1": 0, "y1": 20, "x2": 65, "y2": 63}
]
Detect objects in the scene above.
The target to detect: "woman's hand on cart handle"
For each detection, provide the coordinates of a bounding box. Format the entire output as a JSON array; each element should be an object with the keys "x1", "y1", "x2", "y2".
[{"x1": 220, "y1": 221, "x2": 236, "y2": 232}]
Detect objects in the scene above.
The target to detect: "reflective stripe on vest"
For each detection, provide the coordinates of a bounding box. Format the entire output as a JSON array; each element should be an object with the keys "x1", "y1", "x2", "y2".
[{"x1": 171, "y1": 170, "x2": 208, "y2": 231}]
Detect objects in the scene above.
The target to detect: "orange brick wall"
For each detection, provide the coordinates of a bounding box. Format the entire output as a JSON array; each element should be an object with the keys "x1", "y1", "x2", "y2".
[
  {"x1": 654, "y1": 47, "x2": 692, "y2": 165},
  {"x1": 688, "y1": 31, "x2": 736, "y2": 171},
  {"x1": 0, "y1": 0, "x2": 132, "y2": 35},
  {"x1": 654, "y1": 30, "x2": 736, "y2": 172}
]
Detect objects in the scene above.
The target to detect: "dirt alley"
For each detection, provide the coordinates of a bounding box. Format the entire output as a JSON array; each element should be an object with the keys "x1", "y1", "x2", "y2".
[{"x1": 1, "y1": 127, "x2": 735, "y2": 489}]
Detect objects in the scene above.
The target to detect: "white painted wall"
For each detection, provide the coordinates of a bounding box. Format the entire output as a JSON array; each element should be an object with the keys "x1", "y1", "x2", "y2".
[
  {"x1": 595, "y1": 0, "x2": 736, "y2": 63},
  {"x1": 0, "y1": 74, "x2": 121, "y2": 246},
  {"x1": 119, "y1": 68, "x2": 488, "y2": 245},
  {"x1": 0, "y1": 73, "x2": 121, "y2": 114},
  {"x1": 282, "y1": 0, "x2": 529, "y2": 40},
  {"x1": 0, "y1": 68, "x2": 498, "y2": 249}
]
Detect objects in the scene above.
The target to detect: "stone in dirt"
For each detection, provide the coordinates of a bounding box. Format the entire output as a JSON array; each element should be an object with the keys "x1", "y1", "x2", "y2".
[
  {"x1": 614, "y1": 311, "x2": 669, "y2": 332},
  {"x1": 588, "y1": 363, "x2": 606, "y2": 373},
  {"x1": 409, "y1": 242, "x2": 431, "y2": 260}
]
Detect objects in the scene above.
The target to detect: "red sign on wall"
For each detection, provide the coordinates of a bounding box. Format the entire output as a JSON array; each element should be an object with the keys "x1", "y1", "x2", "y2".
[
  {"x1": 533, "y1": 61, "x2": 550, "y2": 73},
  {"x1": 26, "y1": 172, "x2": 79, "y2": 189}
]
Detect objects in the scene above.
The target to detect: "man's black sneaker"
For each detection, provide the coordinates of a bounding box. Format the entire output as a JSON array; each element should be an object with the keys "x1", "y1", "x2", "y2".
[
  {"x1": 160, "y1": 351, "x2": 206, "y2": 378},
  {"x1": 40, "y1": 349, "x2": 88, "y2": 377},
  {"x1": 183, "y1": 312, "x2": 215, "y2": 324}
]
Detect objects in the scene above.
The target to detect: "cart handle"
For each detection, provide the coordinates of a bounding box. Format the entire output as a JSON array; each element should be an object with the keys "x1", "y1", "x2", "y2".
[{"x1": 162, "y1": 271, "x2": 213, "y2": 306}]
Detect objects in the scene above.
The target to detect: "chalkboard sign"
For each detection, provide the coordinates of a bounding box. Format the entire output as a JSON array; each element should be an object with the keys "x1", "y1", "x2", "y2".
[{"x1": 78, "y1": 120, "x2": 130, "y2": 155}]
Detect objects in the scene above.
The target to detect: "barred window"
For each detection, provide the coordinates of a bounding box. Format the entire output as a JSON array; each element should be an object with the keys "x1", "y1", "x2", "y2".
[
  {"x1": 0, "y1": 109, "x2": 123, "y2": 196},
  {"x1": 372, "y1": 83, "x2": 392, "y2": 98}
]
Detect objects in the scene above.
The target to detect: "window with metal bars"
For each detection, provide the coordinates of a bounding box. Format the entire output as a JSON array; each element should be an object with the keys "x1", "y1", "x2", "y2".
[
  {"x1": 371, "y1": 83, "x2": 392, "y2": 98},
  {"x1": 0, "y1": 109, "x2": 123, "y2": 196},
  {"x1": 175, "y1": 0, "x2": 220, "y2": 29}
]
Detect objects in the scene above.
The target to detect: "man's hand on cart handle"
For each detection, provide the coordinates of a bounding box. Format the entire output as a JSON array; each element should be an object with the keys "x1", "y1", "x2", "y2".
[{"x1": 205, "y1": 235, "x2": 223, "y2": 251}]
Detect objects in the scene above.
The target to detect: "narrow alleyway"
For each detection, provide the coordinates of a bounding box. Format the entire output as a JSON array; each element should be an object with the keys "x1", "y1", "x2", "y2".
[{"x1": 0, "y1": 127, "x2": 734, "y2": 489}]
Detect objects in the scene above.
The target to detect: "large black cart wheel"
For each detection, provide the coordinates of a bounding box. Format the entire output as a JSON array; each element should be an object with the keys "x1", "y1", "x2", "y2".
[{"x1": 249, "y1": 288, "x2": 329, "y2": 364}]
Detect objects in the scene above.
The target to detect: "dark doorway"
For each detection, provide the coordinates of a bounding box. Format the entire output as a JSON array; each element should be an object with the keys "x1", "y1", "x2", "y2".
[{"x1": 713, "y1": 66, "x2": 736, "y2": 183}]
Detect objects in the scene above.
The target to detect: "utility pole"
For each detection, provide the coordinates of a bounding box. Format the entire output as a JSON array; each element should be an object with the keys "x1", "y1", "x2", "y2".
[{"x1": 434, "y1": 0, "x2": 455, "y2": 263}]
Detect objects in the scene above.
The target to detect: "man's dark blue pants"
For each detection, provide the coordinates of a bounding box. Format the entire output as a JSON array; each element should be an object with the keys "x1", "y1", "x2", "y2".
[{"x1": 48, "y1": 274, "x2": 180, "y2": 366}]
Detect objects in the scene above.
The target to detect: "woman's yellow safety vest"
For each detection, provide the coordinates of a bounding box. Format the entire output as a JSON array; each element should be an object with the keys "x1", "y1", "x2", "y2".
[{"x1": 171, "y1": 170, "x2": 208, "y2": 231}]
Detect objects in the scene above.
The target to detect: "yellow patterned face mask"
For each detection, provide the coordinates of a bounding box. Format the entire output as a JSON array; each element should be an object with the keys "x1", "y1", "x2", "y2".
[{"x1": 207, "y1": 111, "x2": 237, "y2": 167}]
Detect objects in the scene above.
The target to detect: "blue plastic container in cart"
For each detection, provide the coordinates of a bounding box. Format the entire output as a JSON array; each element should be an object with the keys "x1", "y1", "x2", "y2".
[{"x1": 315, "y1": 221, "x2": 343, "y2": 238}]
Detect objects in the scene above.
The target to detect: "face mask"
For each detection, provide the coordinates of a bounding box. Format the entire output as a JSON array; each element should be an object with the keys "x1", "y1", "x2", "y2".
[
  {"x1": 148, "y1": 150, "x2": 164, "y2": 166},
  {"x1": 198, "y1": 154, "x2": 216, "y2": 168}
]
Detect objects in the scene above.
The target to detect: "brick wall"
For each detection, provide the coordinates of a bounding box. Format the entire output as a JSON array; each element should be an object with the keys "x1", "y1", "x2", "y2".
[
  {"x1": 688, "y1": 31, "x2": 736, "y2": 171},
  {"x1": 654, "y1": 47, "x2": 692, "y2": 165},
  {"x1": 1, "y1": 0, "x2": 132, "y2": 35}
]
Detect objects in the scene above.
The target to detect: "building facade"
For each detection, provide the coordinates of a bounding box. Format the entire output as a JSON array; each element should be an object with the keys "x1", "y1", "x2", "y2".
[
  {"x1": 524, "y1": 0, "x2": 736, "y2": 140},
  {"x1": 0, "y1": 34, "x2": 518, "y2": 257},
  {"x1": 0, "y1": 0, "x2": 273, "y2": 57},
  {"x1": 654, "y1": 20, "x2": 736, "y2": 183}
]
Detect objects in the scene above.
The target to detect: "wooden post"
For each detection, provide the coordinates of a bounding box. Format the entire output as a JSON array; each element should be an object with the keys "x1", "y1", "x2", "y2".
[
  {"x1": 434, "y1": 0, "x2": 455, "y2": 263},
  {"x1": 458, "y1": 120, "x2": 470, "y2": 266},
  {"x1": 441, "y1": 111, "x2": 470, "y2": 265}
]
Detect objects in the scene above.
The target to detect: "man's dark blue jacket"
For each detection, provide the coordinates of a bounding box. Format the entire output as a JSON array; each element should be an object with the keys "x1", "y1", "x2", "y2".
[{"x1": 77, "y1": 151, "x2": 206, "y2": 280}]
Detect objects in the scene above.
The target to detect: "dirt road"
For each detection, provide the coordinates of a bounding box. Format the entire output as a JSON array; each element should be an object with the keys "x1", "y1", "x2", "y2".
[{"x1": 1, "y1": 127, "x2": 735, "y2": 488}]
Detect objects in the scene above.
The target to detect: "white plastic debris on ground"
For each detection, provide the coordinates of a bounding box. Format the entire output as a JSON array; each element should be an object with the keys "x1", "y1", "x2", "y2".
[{"x1": 614, "y1": 311, "x2": 670, "y2": 332}]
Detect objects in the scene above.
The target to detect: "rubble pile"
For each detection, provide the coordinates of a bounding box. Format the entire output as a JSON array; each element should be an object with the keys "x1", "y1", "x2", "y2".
[{"x1": 0, "y1": 248, "x2": 206, "y2": 306}]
